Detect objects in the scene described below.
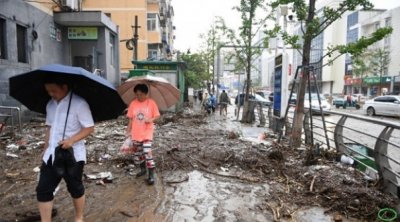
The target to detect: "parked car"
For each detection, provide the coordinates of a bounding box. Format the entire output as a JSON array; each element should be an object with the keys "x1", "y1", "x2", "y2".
[
  {"x1": 268, "y1": 92, "x2": 274, "y2": 102},
  {"x1": 304, "y1": 93, "x2": 331, "y2": 113},
  {"x1": 362, "y1": 95, "x2": 400, "y2": 117},
  {"x1": 289, "y1": 93, "x2": 297, "y2": 105},
  {"x1": 235, "y1": 93, "x2": 255, "y2": 106},
  {"x1": 254, "y1": 94, "x2": 270, "y2": 106},
  {"x1": 255, "y1": 90, "x2": 272, "y2": 99},
  {"x1": 235, "y1": 93, "x2": 270, "y2": 106},
  {"x1": 332, "y1": 96, "x2": 347, "y2": 108}
]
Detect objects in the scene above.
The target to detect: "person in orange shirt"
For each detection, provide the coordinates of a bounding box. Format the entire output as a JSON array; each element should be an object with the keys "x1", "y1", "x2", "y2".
[{"x1": 126, "y1": 84, "x2": 160, "y2": 185}]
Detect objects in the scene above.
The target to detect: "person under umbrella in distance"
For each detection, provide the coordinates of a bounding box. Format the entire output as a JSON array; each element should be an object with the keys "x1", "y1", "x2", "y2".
[
  {"x1": 126, "y1": 84, "x2": 160, "y2": 185},
  {"x1": 37, "y1": 76, "x2": 94, "y2": 222}
]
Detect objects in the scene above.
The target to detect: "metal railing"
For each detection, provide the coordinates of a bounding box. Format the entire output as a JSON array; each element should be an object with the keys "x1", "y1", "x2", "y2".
[
  {"x1": 253, "y1": 103, "x2": 400, "y2": 198},
  {"x1": 0, "y1": 106, "x2": 22, "y2": 133}
]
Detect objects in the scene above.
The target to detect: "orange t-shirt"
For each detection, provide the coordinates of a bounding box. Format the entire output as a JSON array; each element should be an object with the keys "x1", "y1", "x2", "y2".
[{"x1": 127, "y1": 98, "x2": 160, "y2": 141}]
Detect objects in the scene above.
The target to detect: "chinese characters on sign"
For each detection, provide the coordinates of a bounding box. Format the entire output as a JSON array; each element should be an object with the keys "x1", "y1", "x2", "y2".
[{"x1": 68, "y1": 27, "x2": 98, "y2": 40}]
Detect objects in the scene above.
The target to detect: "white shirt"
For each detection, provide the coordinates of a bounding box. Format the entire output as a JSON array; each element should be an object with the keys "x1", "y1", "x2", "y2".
[{"x1": 43, "y1": 92, "x2": 94, "y2": 164}]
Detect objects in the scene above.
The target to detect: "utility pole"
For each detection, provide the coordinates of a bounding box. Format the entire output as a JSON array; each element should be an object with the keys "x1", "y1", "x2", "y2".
[{"x1": 132, "y1": 16, "x2": 141, "y2": 61}]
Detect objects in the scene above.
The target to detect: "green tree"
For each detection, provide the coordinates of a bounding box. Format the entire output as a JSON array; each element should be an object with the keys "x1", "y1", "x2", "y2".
[
  {"x1": 370, "y1": 48, "x2": 390, "y2": 95},
  {"x1": 216, "y1": 0, "x2": 272, "y2": 123},
  {"x1": 200, "y1": 23, "x2": 224, "y2": 93},
  {"x1": 270, "y1": 0, "x2": 392, "y2": 148},
  {"x1": 180, "y1": 52, "x2": 210, "y2": 99},
  {"x1": 352, "y1": 51, "x2": 372, "y2": 93}
]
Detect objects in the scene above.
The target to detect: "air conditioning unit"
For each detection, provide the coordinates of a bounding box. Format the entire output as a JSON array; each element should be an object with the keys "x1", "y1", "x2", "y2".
[{"x1": 60, "y1": 0, "x2": 79, "y2": 11}]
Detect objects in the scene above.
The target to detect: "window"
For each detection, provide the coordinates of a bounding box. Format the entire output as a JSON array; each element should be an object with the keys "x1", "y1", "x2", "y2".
[
  {"x1": 148, "y1": 44, "x2": 158, "y2": 59},
  {"x1": 16, "y1": 24, "x2": 27, "y2": 63},
  {"x1": 384, "y1": 18, "x2": 391, "y2": 46},
  {"x1": 0, "y1": 18, "x2": 6, "y2": 59},
  {"x1": 375, "y1": 97, "x2": 388, "y2": 102},
  {"x1": 147, "y1": 13, "x2": 157, "y2": 31},
  {"x1": 347, "y1": 12, "x2": 359, "y2": 29},
  {"x1": 109, "y1": 33, "x2": 115, "y2": 66},
  {"x1": 374, "y1": 22, "x2": 380, "y2": 31},
  {"x1": 386, "y1": 97, "x2": 396, "y2": 103}
]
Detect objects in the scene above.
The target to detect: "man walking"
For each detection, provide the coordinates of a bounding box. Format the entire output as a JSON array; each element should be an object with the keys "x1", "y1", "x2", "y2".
[
  {"x1": 37, "y1": 77, "x2": 94, "y2": 222},
  {"x1": 219, "y1": 90, "x2": 230, "y2": 116}
]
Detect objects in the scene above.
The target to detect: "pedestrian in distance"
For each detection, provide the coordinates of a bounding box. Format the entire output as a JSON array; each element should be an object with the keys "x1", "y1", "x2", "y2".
[
  {"x1": 126, "y1": 84, "x2": 160, "y2": 185},
  {"x1": 219, "y1": 90, "x2": 230, "y2": 116},
  {"x1": 37, "y1": 77, "x2": 95, "y2": 222},
  {"x1": 193, "y1": 90, "x2": 198, "y2": 103}
]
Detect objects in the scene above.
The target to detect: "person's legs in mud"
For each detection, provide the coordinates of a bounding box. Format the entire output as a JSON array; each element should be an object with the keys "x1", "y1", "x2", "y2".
[
  {"x1": 143, "y1": 141, "x2": 156, "y2": 185},
  {"x1": 65, "y1": 161, "x2": 85, "y2": 222},
  {"x1": 37, "y1": 158, "x2": 86, "y2": 222},
  {"x1": 133, "y1": 141, "x2": 146, "y2": 177},
  {"x1": 37, "y1": 158, "x2": 62, "y2": 222}
]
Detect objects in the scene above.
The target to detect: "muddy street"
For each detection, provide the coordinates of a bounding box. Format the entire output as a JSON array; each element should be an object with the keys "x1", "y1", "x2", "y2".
[{"x1": 0, "y1": 105, "x2": 399, "y2": 221}]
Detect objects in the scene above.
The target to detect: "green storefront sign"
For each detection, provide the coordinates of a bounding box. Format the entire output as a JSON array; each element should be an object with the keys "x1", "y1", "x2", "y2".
[
  {"x1": 136, "y1": 64, "x2": 177, "y2": 71},
  {"x1": 363, "y1": 76, "x2": 392, "y2": 84},
  {"x1": 68, "y1": 27, "x2": 98, "y2": 40}
]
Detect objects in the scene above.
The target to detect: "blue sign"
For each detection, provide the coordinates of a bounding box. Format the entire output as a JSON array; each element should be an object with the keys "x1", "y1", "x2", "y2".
[{"x1": 273, "y1": 66, "x2": 282, "y2": 117}]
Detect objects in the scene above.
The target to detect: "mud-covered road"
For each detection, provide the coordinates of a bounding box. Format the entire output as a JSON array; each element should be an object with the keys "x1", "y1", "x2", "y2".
[{"x1": 0, "y1": 106, "x2": 398, "y2": 221}]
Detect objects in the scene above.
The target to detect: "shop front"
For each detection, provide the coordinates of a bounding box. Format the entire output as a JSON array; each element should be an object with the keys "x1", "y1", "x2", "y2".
[
  {"x1": 363, "y1": 76, "x2": 392, "y2": 96},
  {"x1": 393, "y1": 76, "x2": 400, "y2": 95}
]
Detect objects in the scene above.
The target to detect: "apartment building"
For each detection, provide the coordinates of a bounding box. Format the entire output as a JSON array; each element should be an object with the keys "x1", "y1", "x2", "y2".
[
  {"x1": 0, "y1": 0, "x2": 119, "y2": 109},
  {"x1": 82, "y1": 0, "x2": 175, "y2": 75},
  {"x1": 357, "y1": 7, "x2": 400, "y2": 95}
]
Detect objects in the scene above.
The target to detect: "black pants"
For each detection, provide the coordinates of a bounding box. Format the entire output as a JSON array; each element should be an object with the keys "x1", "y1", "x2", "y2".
[{"x1": 36, "y1": 157, "x2": 85, "y2": 202}]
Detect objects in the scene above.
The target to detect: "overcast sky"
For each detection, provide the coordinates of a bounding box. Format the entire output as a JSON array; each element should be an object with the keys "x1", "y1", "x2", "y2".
[{"x1": 172, "y1": 0, "x2": 400, "y2": 52}]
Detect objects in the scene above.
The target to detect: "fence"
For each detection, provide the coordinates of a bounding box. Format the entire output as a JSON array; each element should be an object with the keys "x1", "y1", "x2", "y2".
[
  {"x1": 252, "y1": 101, "x2": 400, "y2": 198},
  {"x1": 0, "y1": 106, "x2": 22, "y2": 134}
]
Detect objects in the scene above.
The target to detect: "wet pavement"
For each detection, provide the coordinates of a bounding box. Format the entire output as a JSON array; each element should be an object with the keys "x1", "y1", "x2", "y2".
[{"x1": 0, "y1": 101, "x2": 398, "y2": 221}]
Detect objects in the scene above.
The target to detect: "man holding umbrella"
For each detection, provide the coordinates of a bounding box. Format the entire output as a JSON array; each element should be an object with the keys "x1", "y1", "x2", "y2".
[
  {"x1": 38, "y1": 77, "x2": 94, "y2": 222},
  {"x1": 9, "y1": 64, "x2": 126, "y2": 221}
]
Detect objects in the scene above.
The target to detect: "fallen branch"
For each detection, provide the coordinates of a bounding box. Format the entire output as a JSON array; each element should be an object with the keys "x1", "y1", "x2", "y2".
[
  {"x1": 310, "y1": 175, "x2": 317, "y2": 192},
  {"x1": 187, "y1": 155, "x2": 208, "y2": 168},
  {"x1": 266, "y1": 203, "x2": 278, "y2": 221}
]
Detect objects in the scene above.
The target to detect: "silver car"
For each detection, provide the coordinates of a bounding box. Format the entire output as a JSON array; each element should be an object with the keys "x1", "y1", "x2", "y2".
[{"x1": 363, "y1": 95, "x2": 400, "y2": 117}]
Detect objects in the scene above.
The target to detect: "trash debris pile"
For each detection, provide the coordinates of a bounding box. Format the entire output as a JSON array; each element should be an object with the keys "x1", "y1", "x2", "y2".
[{"x1": 0, "y1": 109, "x2": 398, "y2": 221}]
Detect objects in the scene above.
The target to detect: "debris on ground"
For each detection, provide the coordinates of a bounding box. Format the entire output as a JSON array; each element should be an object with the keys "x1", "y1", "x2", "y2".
[{"x1": 0, "y1": 108, "x2": 398, "y2": 221}]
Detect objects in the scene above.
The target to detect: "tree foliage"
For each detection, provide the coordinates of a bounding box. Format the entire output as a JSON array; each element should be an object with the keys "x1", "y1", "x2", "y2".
[
  {"x1": 267, "y1": 0, "x2": 392, "y2": 148},
  {"x1": 180, "y1": 52, "x2": 210, "y2": 89},
  {"x1": 215, "y1": 0, "x2": 272, "y2": 123}
]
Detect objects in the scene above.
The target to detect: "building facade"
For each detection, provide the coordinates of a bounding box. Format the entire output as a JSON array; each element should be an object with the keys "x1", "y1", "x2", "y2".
[
  {"x1": 356, "y1": 7, "x2": 400, "y2": 96},
  {"x1": 82, "y1": 0, "x2": 175, "y2": 75},
  {"x1": 0, "y1": 0, "x2": 119, "y2": 115}
]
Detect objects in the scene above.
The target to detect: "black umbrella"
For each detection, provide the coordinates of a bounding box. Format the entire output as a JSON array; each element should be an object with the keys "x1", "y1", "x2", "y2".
[{"x1": 9, "y1": 64, "x2": 126, "y2": 122}]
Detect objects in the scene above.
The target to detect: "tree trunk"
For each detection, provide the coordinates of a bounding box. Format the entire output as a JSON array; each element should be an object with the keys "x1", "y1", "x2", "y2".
[
  {"x1": 290, "y1": 0, "x2": 316, "y2": 148},
  {"x1": 241, "y1": 4, "x2": 254, "y2": 123}
]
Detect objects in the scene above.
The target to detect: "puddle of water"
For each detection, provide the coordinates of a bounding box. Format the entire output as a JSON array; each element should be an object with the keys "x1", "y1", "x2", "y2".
[
  {"x1": 162, "y1": 170, "x2": 271, "y2": 222},
  {"x1": 293, "y1": 207, "x2": 333, "y2": 222},
  {"x1": 161, "y1": 170, "x2": 351, "y2": 222}
]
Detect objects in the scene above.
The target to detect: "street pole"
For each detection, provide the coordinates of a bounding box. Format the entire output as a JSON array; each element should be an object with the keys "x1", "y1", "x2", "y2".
[
  {"x1": 380, "y1": 72, "x2": 382, "y2": 96},
  {"x1": 216, "y1": 46, "x2": 221, "y2": 103},
  {"x1": 132, "y1": 16, "x2": 140, "y2": 61}
]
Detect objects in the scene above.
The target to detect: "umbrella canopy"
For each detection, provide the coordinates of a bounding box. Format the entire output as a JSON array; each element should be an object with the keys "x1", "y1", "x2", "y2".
[
  {"x1": 9, "y1": 64, "x2": 126, "y2": 122},
  {"x1": 118, "y1": 75, "x2": 180, "y2": 110}
]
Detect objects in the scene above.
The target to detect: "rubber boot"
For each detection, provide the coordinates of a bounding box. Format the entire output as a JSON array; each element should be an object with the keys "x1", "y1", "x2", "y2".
[
  {"x1": 147, "y1": 168, "x2": 155, "y2": 185},
  {"x1": 136, "y1": 162, "x2": 147, "y2": 177}
]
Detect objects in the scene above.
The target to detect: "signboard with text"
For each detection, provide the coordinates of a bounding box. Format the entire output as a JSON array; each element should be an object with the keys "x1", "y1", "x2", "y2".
[
  {"x1": 363, "y1": 76, "x2": 392, "y2": 84},
  {"x1": 273, "y1": 55, "x2": 282, "y2": 117},
  {"x1": 68, "y1": 27, "x2": 98, "y2": 40}
]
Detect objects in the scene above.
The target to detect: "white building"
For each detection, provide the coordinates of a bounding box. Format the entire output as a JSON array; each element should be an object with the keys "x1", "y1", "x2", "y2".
[
  {"x1": 291, "y1": 0, "x2": 386, "y2": 96},
  {"x1": 358, "y1": 7, "x2": 400, "y2": 95}
]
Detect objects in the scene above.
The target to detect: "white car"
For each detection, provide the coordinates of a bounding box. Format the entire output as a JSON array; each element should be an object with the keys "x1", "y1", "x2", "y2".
[
  {"x1": 363, "y1": 96, "x2": 400, "y2": 117},
  {"x1": 304, "y1": 93, "x2": 331, "y2": 113}
]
